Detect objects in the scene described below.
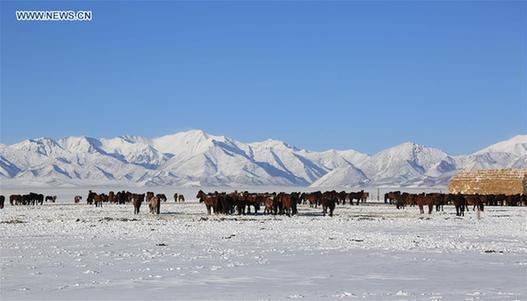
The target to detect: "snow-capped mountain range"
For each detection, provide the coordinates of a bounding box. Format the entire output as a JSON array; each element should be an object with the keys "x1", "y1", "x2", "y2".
[{"x1": 0, "y1": 130, "x2": 525, "y2": 188}]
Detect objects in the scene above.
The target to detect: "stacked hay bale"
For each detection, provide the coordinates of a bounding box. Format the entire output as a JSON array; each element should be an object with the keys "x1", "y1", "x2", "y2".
[{"x1": 448, "y1": 168, "x2": 527, "y2": 195}]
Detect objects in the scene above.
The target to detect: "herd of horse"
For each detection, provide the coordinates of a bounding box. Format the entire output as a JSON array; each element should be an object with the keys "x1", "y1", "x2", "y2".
[
  {"x1": 1, "y1": 189, "x2": 525, "y2": 218},
  {"x1": 196, "y1": 190, "x2": 369, "y2": 217},
  {"x1": 84, "y1": 190, "x2": 186, "y2": 214},
  {"x1": 3, "y1": 193, "x2": 57, "y2": 207},
  {"x1": 384, "y1": 191, "x2": 527, "y2": 216}
]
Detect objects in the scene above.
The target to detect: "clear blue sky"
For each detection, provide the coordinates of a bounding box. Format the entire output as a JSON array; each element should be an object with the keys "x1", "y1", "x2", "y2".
[{"x1": 1, "y1": 1, "x2": 525, "y2": 155}]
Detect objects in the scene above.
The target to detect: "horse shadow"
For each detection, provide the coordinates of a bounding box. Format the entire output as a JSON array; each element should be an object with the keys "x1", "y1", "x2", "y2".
[{"x1": 297, "y1": 211, "x2": 326, "y2": 217}]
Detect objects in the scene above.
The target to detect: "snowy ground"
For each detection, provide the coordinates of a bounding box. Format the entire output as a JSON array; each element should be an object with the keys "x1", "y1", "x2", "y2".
[{"x1": 1, "y1": 196, "x2": 526, "y2": 300}]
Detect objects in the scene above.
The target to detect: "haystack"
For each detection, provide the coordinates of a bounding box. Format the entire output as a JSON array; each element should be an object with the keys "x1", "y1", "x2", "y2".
[{"x1": 448, "y1": 169, "x2": 527, "y2": 195}]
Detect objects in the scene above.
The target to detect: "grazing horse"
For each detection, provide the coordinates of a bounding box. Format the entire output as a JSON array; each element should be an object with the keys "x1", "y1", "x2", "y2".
[
  {"x1": 0, "y1": 195, "x2": 4, "y2": 209},
  {"x1": 178, "y1": 194, "x2": 185, "y2": 202},
  {"x1": 74, "y1": 195, "x2": 82, "y2": 203},
  {"x1": 45, "y1": 195, "x2": 57, "y2": 203},
  {"x1": 197, "y1": 190, "x2": 218, "y2": 215},
  {"x1": 156, "y1": 194, "x2": 167, "y2": 202},
  {"x1": 149, "y1": 196, "x2": 161, "y2": 215}
]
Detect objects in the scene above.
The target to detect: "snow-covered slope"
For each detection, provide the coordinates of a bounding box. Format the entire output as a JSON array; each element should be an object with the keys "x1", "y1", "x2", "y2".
[
  {"x1": 356, "y1": 142, "x2": 457, "y2": 186},
  {"x1": 246, "y1": 139, "x2": 326, "y2": 185},
  {"x1": 0, "y1": 130, "x2": 524, "y2": 187},
  {"x1": 453, "y1": 135, "x2": 527, "y2": 171},
  {"x1": 475, "y1": 135, "x2": 527, "y2": 157},
  {"x1": 310, "y1": 165, "x2": 369, "y2": 188}
]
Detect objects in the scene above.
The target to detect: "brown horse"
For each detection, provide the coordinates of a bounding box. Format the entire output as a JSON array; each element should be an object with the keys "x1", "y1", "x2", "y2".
[
  {"x1": 197, "y1": 190, "x2": 218, "y2": 215},
  {"x1": 108, "y1": 191, "x2": 116, "y2": 203},
  {"x1": 149, "y1": 196, "x2": 161, "y2": 215},
  {"x1": 242, "y1": 192, "x2": 260, "y2": 215},
  {"x1": 74, "y1": 195, "x2": 82, "y2": 203},
  {"x1": 384, "y1": 191, "x2": 401, "y2": 204},
  {"x1": 0, "y1": 195, "x2": 4, "y2": 209},
  {"x1": 178, "y1": 194, "x2": 185, "y2": 202},
  {"x1": 275, "y1": 193, "x2": 294, "y2": 216},
  {"x1": 397, "y1": 192, "x2": 411, "y2": 209},
  {"x1": 10, "y1": 194, "x2": 22, "y2": 205},
  {"x1": 94, "y1": 194, "x2": 103, "y2": 207},
  {"x1": 414, "y1": 194, "x2": 433, "y2": 214},
  {"x1": 349, "y1": 190, "x2": 369, "y2": 205},
  {"x1": 427, "y1": 193, "x2": 445, "y2": 212},
  {"x1": 464, "y1": 194, "x2": 485, "y2": 212},
  {"x1": 263, "y1": 196, "x2": 274, "y2": 214},
  {"x1": 306, "y1": 192, "x2": 321, "y2": 208},
  {"x1": 359, "y1": 190, "x2": 369, "y2": 204}
]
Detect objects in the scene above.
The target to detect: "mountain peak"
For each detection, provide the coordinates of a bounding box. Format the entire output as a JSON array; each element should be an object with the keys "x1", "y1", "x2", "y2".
[
  {"x1": 12, "y1": 137, "x2": 62, "y2": 156},
  {"x1": 151, "y1": 129, "x2": 228, "y2": 155},
  {"x1": 475, "y1": 134, "x2": 527, "y2": 157},
  {"x1": 58, "y1": 136, "x2": 102, "y2": 153},
  {"x1": 374, "y1": 141, "x2": 435, "y2": 157},
  {"x1": 251, "y1": 139, "x2": 297, "y2": 151}
]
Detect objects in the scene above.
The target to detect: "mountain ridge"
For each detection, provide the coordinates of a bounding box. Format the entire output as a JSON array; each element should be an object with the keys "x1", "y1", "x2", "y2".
[{"x1": 0, "y1": 130, "x2": 525, "y2": 188}]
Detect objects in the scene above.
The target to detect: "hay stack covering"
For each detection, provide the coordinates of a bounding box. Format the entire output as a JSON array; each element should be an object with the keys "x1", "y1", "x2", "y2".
[{"x1": 448, "y1": 169, "x2": 527, "y2": 195}]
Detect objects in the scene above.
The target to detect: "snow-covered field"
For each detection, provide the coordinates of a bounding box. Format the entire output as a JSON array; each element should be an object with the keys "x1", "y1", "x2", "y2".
[{"x1": 1, "y1": 196, "x2": 526, "y2": 300}]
